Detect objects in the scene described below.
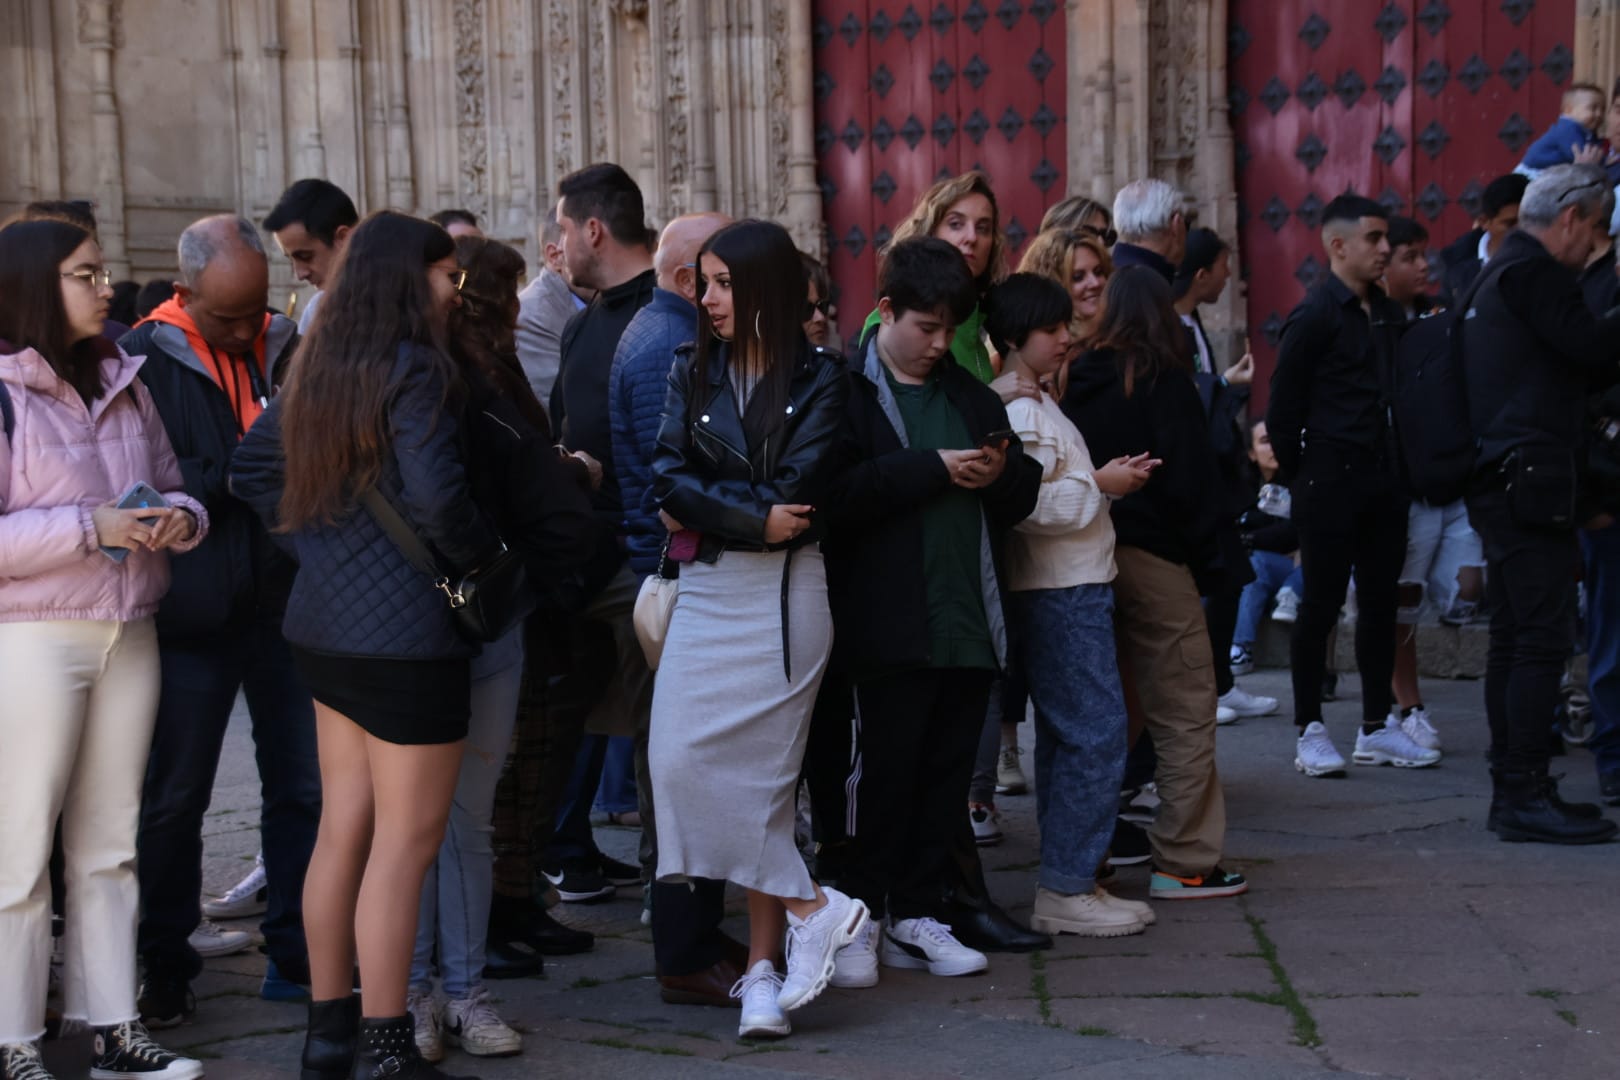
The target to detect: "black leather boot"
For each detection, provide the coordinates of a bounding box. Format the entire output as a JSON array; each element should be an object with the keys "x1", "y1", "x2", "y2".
[
  {"x1": 1494, "y1": 770, "x2": 1618, "y2": 845},
  {"x1": 348, "y1": 1014, "x2": 476, "y2": 1079},
  {"x1": 299, "y1": 995, "x2": 359, "y2": 1080}
]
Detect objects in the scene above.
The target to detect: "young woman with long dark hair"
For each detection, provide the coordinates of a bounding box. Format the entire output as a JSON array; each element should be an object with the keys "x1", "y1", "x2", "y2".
[
  {"x1": 1061, "y1": 266, "x2": 1247, "y2": 902},
  {"x1": 230, "y1": 211, "x2": 501, "y2": 1080},
  {"x1": 0, "y1": 218, "x2": 207, "y2": 1080},
  {"x1": 647, "y1": 219, "x2": 864, "y2": 1040}
]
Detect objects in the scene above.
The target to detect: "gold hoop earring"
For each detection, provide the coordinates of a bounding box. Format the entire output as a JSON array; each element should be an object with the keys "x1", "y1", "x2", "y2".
[{"x1": 754, "y1": 311, "x2": 762, "y2": 339}]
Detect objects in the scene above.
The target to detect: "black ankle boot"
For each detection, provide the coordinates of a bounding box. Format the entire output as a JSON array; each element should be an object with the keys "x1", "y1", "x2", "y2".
[
  {"x1": 1494, "y1": 770, "x2": 1618, "y2": 845},
  {"x1": 348, "y1": 1014, "x2": 475, "y2": 1079},
  {"x1": 301, "y1": 995, "x2": 359, "y2": 1080}
]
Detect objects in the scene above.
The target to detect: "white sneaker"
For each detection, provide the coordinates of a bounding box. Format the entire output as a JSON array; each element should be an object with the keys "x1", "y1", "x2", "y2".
[
  {"x1": 829, "y1": 919, "x2": 879, "y2": 988},
  {"x1": 1272, "y1": 587, "x2": 1300, "y2": 623},
  {"x1": 731, "y1": 960, "x2": 791, "y2": 1038},
  {"x1": 1398, "y1": 707, "x2": 1442, "y2": 752},
  {"x1": 1295, "y1": 721, "x2": 1347, "y2": 777},
  {"x1": 406, "y1": 987, "x2": 443, "y2": 1063},
  {"x1": 443, "y1": 985, "x2": 522, "y2": 1057},
  {"x1": 1216, "y1": 704, "x2": 1240, "y2": 726},
  {"x1": 187, "y1": 918, "x2": 252, "y2": 958},
  {"x1": 1230, "y1": 644, "x2": 1255, "y2": 675},
  {"x1": 1095, "y1": 885, "x2": 1157, "y2": 926},
  {"x1": 1030, "y1": 888, "x2": 1146, "y2": 937},
  {"x1": 1219, "y1": 686, "x2": 1279, "y2": 717},
  {"x1": 995, "y1": 745, "x2": 1028, "y2": 795},
  {"x1": 968, "y1": 802, "x2": 1003, "y2": 846},
  {"x1": 201, "y1": 854, "x2": 267, "y2": 919},
  {"x1": 778, "y1": 887, "x2": 869, "y2": 1011},
  {"x1": 880, "y1": 916, "x2": 988, "y2": 976},
  {"x1": 1354, "y1": 718, "x2": 1442, "y2": 768}
]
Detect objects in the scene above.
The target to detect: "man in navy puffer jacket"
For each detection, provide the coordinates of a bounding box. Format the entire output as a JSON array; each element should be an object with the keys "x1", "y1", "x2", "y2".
[{"x1": 606, "y1": 211, "x2": 739, "y2": 999}]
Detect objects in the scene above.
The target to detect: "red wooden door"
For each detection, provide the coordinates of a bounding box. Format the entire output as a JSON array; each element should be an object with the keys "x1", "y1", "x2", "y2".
[
  {"x1": 813, "y1": 1, "x2": 1068, "y2": 342},
  {"x1": 1230, "y1": 0, "x2": 1577, "y2": 411}
]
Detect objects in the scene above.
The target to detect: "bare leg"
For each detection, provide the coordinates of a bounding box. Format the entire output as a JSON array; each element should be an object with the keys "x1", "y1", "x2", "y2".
[
  {"x1": 304, "y1": 704, "x2": 374, "y2": 1002},
  {"x1": 745, "y1": 890, "x2": 787, "y2": 968},
  {"x1": 355, "y1": 734, "x2": 464, "y2": 1018},
  {"x1": 1391, "y1": 584, "x2": 1425, "y2": 711},
  {"x1": 1457, "y1": 565, "x2": 1485, "y2": 604}
]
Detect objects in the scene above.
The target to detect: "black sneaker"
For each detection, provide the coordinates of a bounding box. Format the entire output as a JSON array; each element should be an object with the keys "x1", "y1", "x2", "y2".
[
  {"x1": 135, "y1": 979, "x2": 193, "y2": 1030},
  {"x1": 1105, "y1": 819, "x2": 1152, "y2": 867},
  {"x1": 1320, "y1": 672, "x2": 1338, "y2": 703},
  {"x1": 89, "y1": 1020, "x2": 202, "y2": 1079},
  {"x1": 2, "y1": 1041, "x2": 55, "y2": 1080},
  {"x1": 597, "y1": 853, "x2": 643, "y2": 888},
  {"x1": 540, "y1": 860, "x2": 614, "y2": 903},
  {"x1": 1602, "y1": 771, "x2": 1620, "y2": 807}
]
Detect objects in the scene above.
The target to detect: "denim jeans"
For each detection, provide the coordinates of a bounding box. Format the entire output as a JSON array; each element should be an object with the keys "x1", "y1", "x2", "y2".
[
  {"x1": 137, "y1": 614, "x2": 320, "y2": 982},
  {"x1": 1235, "y1": 550, "x2": 1303, "y2": 648},
  {"x1": 595, "y1": 736, "x2": 639, "y2": 814},
  {"x1": 1009, "y1": 585, "x2": 1129, "y2": 896},
  {"x1": 411, "y1": 628, "x2": 524, "y2": 996},
  {"x1": 1581, "y1": 524, "x2": 1620, "y2": 776}
]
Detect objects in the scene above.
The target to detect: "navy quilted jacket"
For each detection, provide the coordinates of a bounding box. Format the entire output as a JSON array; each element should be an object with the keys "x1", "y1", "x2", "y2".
[
  {"x1": 229, "y1": 343, "x2": 500, "y2": 660},
  {"x1": 609, "y1": 288, "x2": 696, "y2": 576}
]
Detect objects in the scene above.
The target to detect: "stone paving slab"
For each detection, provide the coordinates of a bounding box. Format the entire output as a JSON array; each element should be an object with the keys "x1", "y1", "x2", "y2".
[{"x1": 48, "y1": 665, "x2": 1620, "y2": 1080}]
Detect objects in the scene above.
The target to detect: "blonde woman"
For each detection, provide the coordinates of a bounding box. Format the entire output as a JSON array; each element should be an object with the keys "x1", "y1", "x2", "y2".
[
  {"x1": 1038, "y1": 195, "x2": 1116, "y2": 245},
  {"x1": 1019, "y1": 229, "x2": 1113, "y2": 353}
]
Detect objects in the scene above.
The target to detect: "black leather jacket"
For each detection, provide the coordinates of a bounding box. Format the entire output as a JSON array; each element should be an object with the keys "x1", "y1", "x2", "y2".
[{"x1": 650, "y1": 338, "x2": 848, "y2": 563}]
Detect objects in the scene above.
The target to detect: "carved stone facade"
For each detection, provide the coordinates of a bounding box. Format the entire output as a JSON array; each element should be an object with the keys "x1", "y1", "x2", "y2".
[{"x1": 1, "y1": 0, "x2": 1610, "y2": 320}]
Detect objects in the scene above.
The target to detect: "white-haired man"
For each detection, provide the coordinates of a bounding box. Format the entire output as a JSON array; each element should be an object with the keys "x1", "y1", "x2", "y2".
[{"x1": 1111, "y1": 178, "x2": 1189, "y2": 283}]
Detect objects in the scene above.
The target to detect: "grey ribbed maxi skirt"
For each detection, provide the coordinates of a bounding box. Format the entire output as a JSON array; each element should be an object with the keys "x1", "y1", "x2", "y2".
[{"x1": 649, "y1": 545, "x2": 831, "y2": 901}]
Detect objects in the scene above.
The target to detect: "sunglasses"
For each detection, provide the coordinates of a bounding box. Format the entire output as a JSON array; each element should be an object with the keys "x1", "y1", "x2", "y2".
[
  {"x1": 1078, "y1": 224, "x2": 1118, "y2": 247},
  {"x1": 807, "y1": 299, "x2": 834, "y2": 317}
]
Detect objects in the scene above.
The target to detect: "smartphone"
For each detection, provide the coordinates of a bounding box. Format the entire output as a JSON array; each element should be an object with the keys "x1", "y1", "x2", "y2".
[
  {"x1": 979, "y1": 428, "x2": 1015, "y2": 448},
  {"x1": 101, "y1": 481, "x2": 169, "y2": 563}
]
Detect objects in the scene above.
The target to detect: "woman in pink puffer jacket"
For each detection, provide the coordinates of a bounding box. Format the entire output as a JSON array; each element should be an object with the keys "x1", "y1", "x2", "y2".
[{"x1": 0, "y1": 218, "x2": 210, "y2": 1080}]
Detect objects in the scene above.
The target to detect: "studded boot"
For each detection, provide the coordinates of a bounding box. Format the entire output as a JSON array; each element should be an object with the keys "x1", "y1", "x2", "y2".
[
  {"x1": 300, "y1": 995, "x2": 359, "y2": 1080},
  {"x1": 348, "y1": 1014, "x2": 476, "y2": 1080}
]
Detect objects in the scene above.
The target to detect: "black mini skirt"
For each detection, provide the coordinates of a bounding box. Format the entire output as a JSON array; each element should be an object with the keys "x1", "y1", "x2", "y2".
[{"x1": 291, "y1": 646, "x2": 470, "y2": 745}]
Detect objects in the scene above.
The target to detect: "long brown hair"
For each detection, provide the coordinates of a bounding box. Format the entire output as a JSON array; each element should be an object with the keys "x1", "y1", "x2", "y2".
[
  {"x1": 1089, "y1": 266, "x2": 1193, "y2": 398},
  {"x1": 690, "y1": 220, "x2": 807, "y2": 470},
  {"x1": 449, "y1": 235, "x2": 551, "y2": 434},
  {"x1": 885, "y1": 172, "x2": 1008, "y2": 293},
  {"x1": 0, "y1": 219, "x2": 108, "y2": 401},
  {"x1": 277, "y1": 211, "x2": 458, "y2": 527}
]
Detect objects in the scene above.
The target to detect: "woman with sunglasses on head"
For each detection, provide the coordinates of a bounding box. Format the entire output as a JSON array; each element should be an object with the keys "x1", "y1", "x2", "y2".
[
  {"x1": 1038, "y1": 195, "x2": 1117, "y2": 246},
  {"x1": 1019, "y1": 229, "x2": 1114, "y2": 375},
  {"x1": 401, "y1": 235, "x2": 597, "y2": 1066},
  {"x1": 648, "y1": 220, "x2": 863, "y2": 1040},
  {"x1": 231, "y1": 212, "x2": 502, "y2": 1080},
  {"x1": 0, "y1": 218, "x2": 208, "y2": 1080}
]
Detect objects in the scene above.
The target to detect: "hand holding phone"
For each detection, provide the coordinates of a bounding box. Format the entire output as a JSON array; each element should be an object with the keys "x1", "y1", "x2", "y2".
[{"x1": 98, "y1": 481, "x2": 169, "y2": 562}]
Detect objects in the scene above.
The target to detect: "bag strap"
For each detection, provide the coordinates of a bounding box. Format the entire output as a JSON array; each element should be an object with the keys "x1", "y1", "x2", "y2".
[
  {"x1": 358, "y1": 487, "x2": 449, "y2": 587},
  {"x1": 653, "y1": 530, "x2": 676, "y2": 580}
]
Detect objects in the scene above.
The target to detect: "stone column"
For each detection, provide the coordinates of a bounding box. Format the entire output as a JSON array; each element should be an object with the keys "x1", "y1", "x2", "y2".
[
  {"x1": 1574, "y1": 0, "x2": 1620, "y2": 89},
  {"x1": 783, "y1": 0, "x2": 822, "y2": 255},
  {"x1": 79, "y1": 0, "x2": 130, "y2": 276}
]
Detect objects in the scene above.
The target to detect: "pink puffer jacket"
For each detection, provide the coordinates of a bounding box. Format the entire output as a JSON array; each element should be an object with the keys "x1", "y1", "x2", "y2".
[{"x1": 0, "y1": 341, "x2": 208, "y2": 623}]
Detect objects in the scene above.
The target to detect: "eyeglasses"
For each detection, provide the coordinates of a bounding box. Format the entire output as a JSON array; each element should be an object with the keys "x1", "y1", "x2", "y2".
[
  {"x1": 448, "y1": 268, "x2": 468, "y2": 292},
  {"x1": 1078, "y1": 224, "x2": 1119, "y2": 248},
  {"x1": 61, "y1": 267, "x2": 112, "y2": 289},
  {"x1": 807, "y1": 299, "x2": 834, "y2": 317},
  {"x1": 1555, "y1": 178, "x2": 1607, "y2": 203}
]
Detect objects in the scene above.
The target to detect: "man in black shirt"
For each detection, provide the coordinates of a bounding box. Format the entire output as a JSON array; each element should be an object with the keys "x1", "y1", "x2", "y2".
[
  {"x1": 1463, "y1": 164, "x2": 1620, "y2": 843},
  {"x1": 1268, "y1": 195, "x2": 1440, "y2": 778}
]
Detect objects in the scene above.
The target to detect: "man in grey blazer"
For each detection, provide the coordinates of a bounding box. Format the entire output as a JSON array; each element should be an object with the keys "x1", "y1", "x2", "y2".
[{"x1": 516, "y1": 209, "x2": 591, "y2": 411}]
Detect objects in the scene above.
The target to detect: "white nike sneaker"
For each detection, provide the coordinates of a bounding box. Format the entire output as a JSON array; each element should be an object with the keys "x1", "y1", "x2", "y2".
[
  {"x1": 1295, "y1": 721, "x2": 1347, "y2": 777},
  {"x1": 406, "y1": 986, "x2": 443, "y2": 1063},
  {"x1": 1398, "y1": 706, "x2": 1442, "y2": 752},
  {"x1": 1219, "y1": 686, "x2": 1279, "y2": 717},
  {"x1": 880, "y1": 916, "x2": 988, "y2": 976},
  {"x1": 732, "y1": 960, "x2": 791, "y2": 1038},
  {"x1": 777, "y1": 887, "x2": 869, "y2": 1011},
  {"x1": 1216, "y1": 704, "x2": 1240, "y2": 726},
  {"x1": 443, "y1": 985, "x2": 522, "y2": 1057},
  {"x1": 1353, "y1": 718, "x2": 1442, "y2": 768},
  {"x1": 829, "y1": 919, "x2": 879, "y2": 988}
]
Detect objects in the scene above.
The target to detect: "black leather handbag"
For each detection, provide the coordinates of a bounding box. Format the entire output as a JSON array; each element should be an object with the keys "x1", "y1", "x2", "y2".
[{"x1": 360, "y1": 488, "x2": 531, "y2": 642}]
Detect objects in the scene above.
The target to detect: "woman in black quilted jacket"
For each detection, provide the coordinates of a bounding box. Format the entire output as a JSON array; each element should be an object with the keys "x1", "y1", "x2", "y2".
[{"x1": 231, "y1": 211, "x2": 500, "y2": 1080}]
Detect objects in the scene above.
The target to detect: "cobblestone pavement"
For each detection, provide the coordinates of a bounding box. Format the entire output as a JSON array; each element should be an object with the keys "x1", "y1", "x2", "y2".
[{"x1": 41, "y1": 668, "x2": 1620, "y2": 1078}]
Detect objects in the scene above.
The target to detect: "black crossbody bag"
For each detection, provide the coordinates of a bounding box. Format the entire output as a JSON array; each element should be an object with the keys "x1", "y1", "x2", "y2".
[{"x1": 359, "y1": 488, "x2": 531, "y2": 642}]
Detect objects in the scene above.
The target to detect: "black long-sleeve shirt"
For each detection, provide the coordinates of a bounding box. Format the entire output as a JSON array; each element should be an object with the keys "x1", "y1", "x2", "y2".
[{"x1": 1266, "y1": 273, "x2": 1404, "y2": 482}]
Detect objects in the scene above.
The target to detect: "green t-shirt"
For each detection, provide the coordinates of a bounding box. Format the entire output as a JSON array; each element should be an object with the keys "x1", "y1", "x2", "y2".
[
  {"x1": 862, "y1": 304, "x2": 994, "y2": 385},
  {"x1": 883, "y1": 366, "x2": 996, "y2": 671}
]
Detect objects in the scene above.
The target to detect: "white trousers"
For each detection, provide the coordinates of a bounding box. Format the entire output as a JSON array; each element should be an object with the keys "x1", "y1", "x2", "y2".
[{"x1": 0, "y1": 618, "x2": 160, "y2": 1041}]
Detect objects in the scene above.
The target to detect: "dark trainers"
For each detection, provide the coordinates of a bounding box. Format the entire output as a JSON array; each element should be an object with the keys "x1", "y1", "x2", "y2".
[
  {"x1": 1601, "y1": 771, "x2": 1620, "y2": 807},
  {"x1": 1149, "y1": 865, "x2": 1249, "y2": 900},
  {"x1": 1105, "y1": 819, "x2": 1152, "y2": 867},
  {"x1": 540, "y1": 861, "x2": 614, "y2": 903},
  {"x1": 2, "y1": 1042, "x2": 55, "y2": 1080},
  {"x1": 89, "y1": 1020, "x2": 202, "y2": 1079},
  {"x1": 597, "y1": 853, "x2": 643, "y2": 888},
  {"x1": 135, "y1": 979, "x2": 194, "y2": 1030}
]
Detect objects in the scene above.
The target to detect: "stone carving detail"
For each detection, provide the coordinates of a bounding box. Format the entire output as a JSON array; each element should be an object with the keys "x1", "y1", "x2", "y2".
[
  {"x1": 767, "y1": 0, "x2": 791, "y2": 216},
  {"x1": 546, "y1": 0, "x2": 575, "y2": 177},
  {"x1": 76, "y1": 0, "x2": 121, "y2": 47},
  {"x1": 663, "y1": 0, "x2": 690, "y2": 195},
  {"x1": 589, "y1": 7, "x2": 608, "y2": 162},
  {"x1": 453, "y1": 0, "x2": 489, "y2": 217}
]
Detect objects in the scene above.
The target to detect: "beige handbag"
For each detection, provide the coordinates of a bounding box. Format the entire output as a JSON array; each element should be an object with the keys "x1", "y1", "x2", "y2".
[{"x1": 633, "y1": 536, "x2": 679, "y2": 669}]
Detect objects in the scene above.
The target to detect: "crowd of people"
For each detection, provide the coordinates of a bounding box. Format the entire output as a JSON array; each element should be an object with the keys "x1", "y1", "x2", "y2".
[{"x1": 4, "y1": 77, "x2": 1620, "y2": 1080}]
